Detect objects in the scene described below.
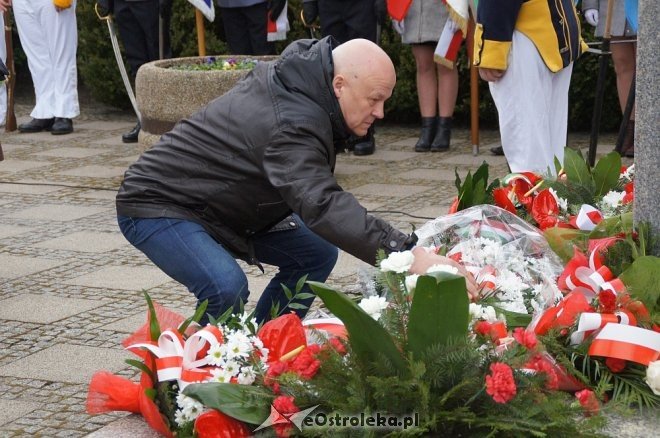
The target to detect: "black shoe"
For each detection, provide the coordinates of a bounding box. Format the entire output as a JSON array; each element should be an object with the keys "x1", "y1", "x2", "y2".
[
  {"x1": 122, "y1": 122, "x2": 140, "y2": 143},
  {"x1": 51, "y1": 117, "x2": 73, "y2": 135},
  {"x1": 490, "y1": 146, "x2": 504, "y2": 156},
  {"x1": 414, "y1": 117, "x2": 437, "y2": 152},
  {"x1": 18, "y1": 117, "x2": 54, "y2": 133},
  {"x1": 353, "y1": 139, "x2": 375, "y2": 156},
  {"x1": 430, "y1": 117, "x2": 452, "y2": 152}
]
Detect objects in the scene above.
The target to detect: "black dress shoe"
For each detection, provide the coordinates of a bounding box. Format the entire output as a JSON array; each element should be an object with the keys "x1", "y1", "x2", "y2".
[
  {"x1": 18, "y1": 117, "x2": 54, "y2": 133},
  {"x1": 490, "y1": 145, "x2": 504, "y2": 156},
  {"x1": 122, "y1": 122, "x2": 141, "y2": 143},
  {"x1": 51, "y1": 118, "x2": 73, "y2": 135},
  {"x1": 353, "y1": 139, "x2": 375, "y2": 156}
]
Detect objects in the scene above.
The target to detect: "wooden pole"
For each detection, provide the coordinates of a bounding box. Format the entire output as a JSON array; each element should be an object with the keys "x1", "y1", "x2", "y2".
[
  {"x1": 4, "y1": 11, "x2": 17, "y2": 132},
  {"x1": 467, "y1": 15, "x2": 479, "y2": 156},
  {"x1": 195, "y1": 9, "x2": 206, "y2": 57}
]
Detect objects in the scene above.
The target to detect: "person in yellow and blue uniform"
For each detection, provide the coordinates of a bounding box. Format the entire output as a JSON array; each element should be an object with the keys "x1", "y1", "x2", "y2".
[{"x1": 474, "y1": 0, "x2": 588, "y2": 174}]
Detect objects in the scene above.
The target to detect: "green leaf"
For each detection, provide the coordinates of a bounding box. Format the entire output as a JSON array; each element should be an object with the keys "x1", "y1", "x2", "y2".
[
  {"x1": 142, "y1": 291, "x2": 161, "y2": 341},
  {"x1": 619, "y1": 256, "x2": 660, "y2": 313},
  {"x1": 407, "y1": 274, "x2": 469, "y2": 360},
  {"x1": 286, "y1": 302, "x2": 308, "y2": 310},
  {"x1": 554, "y1": 156, "x2": 562, "y2": 174},
  {"x1": 282, "y1": 284, "x2": 293, "y2": 301},
  {"x1": 293, "y1": 292, "x2": 316, "y2": 300},
  {"x1": 589, "y1": 212, "x2": 634, "y2": 239},
  {"x1": 563, "y1": 148, "x2": 593, "y2": 190},
  {"x1": 295, "y1": 274, "x2": 309, "y2": 293},
  {"x1": 493, "y1": 306, "x2": 533, "y2": 328},
  {"x1": 184, "y1": 382, "x2": 273, "y2": 424},
  {"x1": 308, "y1": 281, "x2": 410, "y2": 378},
  {"x1": 125, "y1": 358, "x2": 155, "y2": 381},
  {"x1": 473, "y1": 161, "x2": 489, "y2": 188},
  {"x1": 459, "y1": 171, "x2": 474, "y2": 209},
  {"x1": 592, "y1": 151, "x2": 622, "y2": 197},
  {"x1": 543, "y1": 227, "x2": 589, "y2": 262},
  {"x1": 179, "y1": 300, "x2": 208, "y2": 334},
  {"x1": 472, "y1": 178, "x2": 487, "y2": 206}
]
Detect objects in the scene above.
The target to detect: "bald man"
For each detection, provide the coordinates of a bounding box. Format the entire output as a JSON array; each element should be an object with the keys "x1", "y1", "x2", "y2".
[{"x1": 116, "y1": 37, "x2": 417, "y2": 323}]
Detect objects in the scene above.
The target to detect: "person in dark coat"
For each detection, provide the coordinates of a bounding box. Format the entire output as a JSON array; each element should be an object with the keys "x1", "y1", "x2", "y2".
[{"x1": 116, "y1": 37, "x2": 418, "y2": 323}]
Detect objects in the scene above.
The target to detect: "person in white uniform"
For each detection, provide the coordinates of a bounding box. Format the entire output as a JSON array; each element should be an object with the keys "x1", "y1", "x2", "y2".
[
  {"x1": 11, "y1": 0, "x2": 79, "y2": 135},
  {"x1": 0, "y1": 11, "x2": 6, "y2": 128}
]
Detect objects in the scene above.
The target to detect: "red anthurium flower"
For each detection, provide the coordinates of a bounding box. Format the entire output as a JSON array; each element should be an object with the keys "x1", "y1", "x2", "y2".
[
  {"x1": 448, "y1": 196, "x2": 460, "y2": 214},
  {"x1": 531, "y1": 189, "x2": 559, "y2": 230},
  {"x1": 511, "y1": 179, "x2": 535, "y2": 211},
  {"x1": 194, "y1": 409, "x2": 251, "y2": 438},
  {"x1": 258, "y1": 313, "x2": 307, "y2": 362},
  {"x1": 474, "y1": 320, "x2": 492, "y2": 337},
  {"x1": 485, "y1": 363, "x2": 517, "y2": 404},
  {"x1": 492, "y1": 187, "x2": 517, "y2": 214}
]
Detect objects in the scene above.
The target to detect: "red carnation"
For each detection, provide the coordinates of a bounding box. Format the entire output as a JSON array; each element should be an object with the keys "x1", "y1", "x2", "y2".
[
  {"x1": 272, "y1": 395, "x2": 299, "y2": 437},
  {"x1": 326, "y1": 337, "x2": 347, "y2": 355},
  {"x1": 289, "y1": 345, "x2": 321, "y2": 380},
  {"x1": 265, "y1": 361, "x2": 289, "y2": 388},
  {"x1": 513, "y1": 327, "x2": 538, "y2": 350},
  {"x1": 605, "y1": 357, "x2": 626, "y2": 373},
  {"x1": 474, "y1": 321, "x2": 492, "y2": 337},
  {"x1": 485, "y1": 362, "x2": 517, "y2": 404},
  {"x1": 598, "y1": 290, "x2": 617, "y2": 313},
  {"x1": 575, "y1": 389, "x2": 600, "y2": 416},
  {"x1": 524, "y1": 354, "x2": 559, "y2": 390}
]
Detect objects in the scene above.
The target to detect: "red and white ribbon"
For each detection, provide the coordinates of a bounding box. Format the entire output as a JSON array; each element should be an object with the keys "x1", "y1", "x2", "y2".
[
  {"x1": 589, "y1": 323, "x2": 660, "y2": 366},
  {"x1": 575, "y1": 205, "x2": 603, "y2": 231},
  {"x1": 303, "y1": 318, "x2": 347, "y2": 340},
  {"x1": 127, "y1": 325, "x2": 223, "y2": 389},
  {"x1": 569, "y1": 312, "x2": 631, "y2": 345}
]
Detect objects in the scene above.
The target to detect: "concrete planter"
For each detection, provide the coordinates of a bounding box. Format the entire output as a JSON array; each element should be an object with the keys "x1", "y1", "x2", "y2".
[{"x1": 135, "y1": 55, "x2": 277, "y2": 146}]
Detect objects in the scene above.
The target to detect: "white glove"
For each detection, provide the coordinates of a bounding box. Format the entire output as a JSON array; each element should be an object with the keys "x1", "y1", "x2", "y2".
[
  {"x1": 392, "y1": 19, "x2": 405, "y2": 35},
  {"x1": 584, "y1": 9, "x2": 599, "y2": 27}
]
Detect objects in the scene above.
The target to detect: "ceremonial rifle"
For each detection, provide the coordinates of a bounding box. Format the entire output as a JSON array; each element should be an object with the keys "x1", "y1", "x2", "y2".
[{"x1": 4, "y1": 11, "x2": 17, "y2": 132}]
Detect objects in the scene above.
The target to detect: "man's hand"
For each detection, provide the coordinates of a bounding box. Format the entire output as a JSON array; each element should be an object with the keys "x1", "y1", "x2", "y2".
[
  {"x1": 374, "y1": 0, "x2": 387, "y2": 26},
  {"x1": 479, "y1": 67, "x2": 505, "y2": 82},
  {"x1": 0, "y1": 0, "x2": 11, "y2": 12},
  {"x1": 267, "y1": 0, "x2": 286, "y2": 20},
  {"x1": 302, "y1": 0, "x2": 318, "y2": 25},
  {"x1": 584, "y1": 9, "x2": 599, "y2": 27},
  {"x1": 409, "y1": 247, "x2": 479, "y2": 300}
]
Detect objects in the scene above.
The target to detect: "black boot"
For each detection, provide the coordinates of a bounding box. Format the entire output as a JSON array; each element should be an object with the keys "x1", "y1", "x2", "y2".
[
  {"x1": 414, "y1": 117, "x2": 438, "y2": 152},
  {"x1": 431, "y1": 117, "x2": 452, "y2": 152},
  {"x1": 122, "y1": 121, "x2": 141, "y2": 143},
  {"x1": 18, "y1": 117, "x2": 54, "y2": 133},
  {"x1": 622, "y1": 120, "x2": 635, "y2": 158},
  {"x1": 51, "y1": 117, "x2": 73, "y2": 135}
]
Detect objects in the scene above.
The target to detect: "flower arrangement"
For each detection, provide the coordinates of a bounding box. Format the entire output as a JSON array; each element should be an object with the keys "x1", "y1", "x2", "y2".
[{"x1": 172, "y1": 56, "x2": 258, "y2": 72}]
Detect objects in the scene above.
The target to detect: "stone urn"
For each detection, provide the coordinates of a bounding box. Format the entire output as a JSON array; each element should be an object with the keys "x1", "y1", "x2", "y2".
[{"x1": 135, "y1": 55, "x2": 277, "y2": 147}]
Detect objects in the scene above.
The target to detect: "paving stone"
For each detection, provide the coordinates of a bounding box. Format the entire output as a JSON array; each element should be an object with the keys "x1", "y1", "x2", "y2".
[
  {"x1": 0, "y1": 254, "x2": 65, "y2": 279},
  {"x1": 0, "y1": 224, "x2": 34, "y2": 239},
  {"x1": 0, "y1": 344, "x2": 129, "y2": 384},
  {"x1": 85, "y1": 414, "x2": 160, "y2": 438},
  {"x1": 76, "y1": 190, "x2": 119, "y2": 200},
  {"x1": 359, "y1": 150, "x2": 418, "y2": 161},
  {"x1": 0, "y1": 294, "x2": 104, "y2": 323},
  {"x1": 334, "y1": 163, "x2": 375, "y2": 176},
  {"x1": 75, "y1": 121, "x2": 134, "y2": 131},
  {"x1": 0, "y1": 398, "x2": 42, "y2": 427},
  {"x1": 0, "y1": 182, "x2": 63, "y2": 194},
  {"x1": 63, "y1": 266, "x2": 172, "y2": 290},
  {"x1": 351, "y1": 183, "x2": 433, "y2": 197},
  {"x1": 440, "y1": 153, "x2": 509, "y2": 167},
  {"x1": 332, "y1": 251, "x2": 371, "y2": 278},
  {"x1": 33, "y1": 148, "x2": 108, "y2": 158},
  {"x1": 3, "y1": 204, "x2": 109, "y2": 221},
  {"x1": 0, "y1": 160, "x2": 51, "y2": 173},
  {"x1": 396, "y1": 168, "x2": 458, "y2": 181},
  {"x1": 34, "y1": 231, "x2": 128, "y2": 253},
  {"x1": 56, "y1": 165, "x2": 128, "y2": 179}
]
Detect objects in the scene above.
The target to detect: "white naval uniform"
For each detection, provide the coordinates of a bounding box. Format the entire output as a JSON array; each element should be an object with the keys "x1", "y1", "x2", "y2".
[
  {"x1": 489, "y1": 31, "x2": 573, "y2": 175},
  {"x1": 0, "y1": 12, "x2": 6, "y2": 126},
  {"x1": 12, "y1": 0, "x2": 79, "y2": 119}
]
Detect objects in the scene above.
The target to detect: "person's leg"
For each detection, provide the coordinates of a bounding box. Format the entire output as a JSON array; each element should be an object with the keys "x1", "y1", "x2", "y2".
[
  {"x1": 244, "y1": 2, "x2": 275, "y2": 55},
  {"x1": 610, "y1": 40, "x2": 636, "y2": 118},
  {"x1": 0, "y1": 13, "x2": 6, "y2": 127},
  {"x1": 431, "y1": 62, "x2": 459, "y2": 151},
  {"x1": 50, "y1": 2, "x2": 79, "y2": 121},
  {"x1": 220, "y1": 7, "x2": 252, "y2": 55},
  {"x1": 412, "y1": 44, "x2": 438, "y2": 152},
  {"x1": 489, "y1": 31, "x2": 558, "y2": 174},
  {"x1": 13, "y1": 0, "x2": 55, "y2": 121},
  {"x1": 343, "y1": 0, "x2": 377, "y2": 42},
  {"x1": 118, "y1": 216, "x2": 250, "y2": 324},
  {"x1": 549, "y1": 63, "x2": 572, "y2": 169},
  {"x1": 318, "y1": 0, "x2": 348, "y2": 43},
  {"x1": 252, "y1": 216, "x2": 338, "y2": 323}
]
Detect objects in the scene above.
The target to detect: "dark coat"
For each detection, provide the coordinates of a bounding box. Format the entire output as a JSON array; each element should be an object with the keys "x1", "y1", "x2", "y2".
[{"x1": 116, "y1": 37, "x2": 414, "y2": 265}]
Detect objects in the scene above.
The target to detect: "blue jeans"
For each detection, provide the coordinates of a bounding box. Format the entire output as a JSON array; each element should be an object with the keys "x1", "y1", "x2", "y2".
[{"x1": 117, "y1": 215, "x2": 337, "y2": 324}]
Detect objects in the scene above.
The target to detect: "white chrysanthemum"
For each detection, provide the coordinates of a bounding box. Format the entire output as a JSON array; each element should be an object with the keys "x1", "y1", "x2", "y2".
[
  {"x1": 426, "y1": 264, "x2": 459, "y2": 275},
  {"x1": 405, "y1": 274, "x2": 419, "y2": 293},
  {"x1": 358, "y1": 295, "x2": 389, "y2": 320},
  {"x1": 237, "y1": 366, "x2": 256, "y2": 385},
  {"x1": 469, "y1": 303, "x2": 499, "y2": 323},
  {"x1": 549, "y1": 187, "x2": 568, "y2": 212},
  {"x1": 380, "y1": 250, "x2": 415, "y2": 273},
  {"x1": 174, "y1": 408, "x2": 189, "y2": 426},
  {"x1": 258, "y1": 347, "x2": 269, "y2": 363},
  {"x1": 176, "y1": 393, "x2": 204, "y2": 421},
  {"x1": 225, "y1": 331, "x2": 253, "y2": 359},
  {"x1": 210, "y1": 367, "x2": 234, "y2": 383},
  {"x1": 602, "y1": 190, "x2": 626, "y2": 208},
  {"x1": 621, "y1": 164, "x2": 634, "y2": 181},
  {"x1": 206, "y1": 343, "x2": 225, "y2": 366},
  {"x1": 223, "y1": 360, "x2": 241, "y2": 377},
  {"x1": 646, "y1": 361, "x2": 660, "y2": 395}
]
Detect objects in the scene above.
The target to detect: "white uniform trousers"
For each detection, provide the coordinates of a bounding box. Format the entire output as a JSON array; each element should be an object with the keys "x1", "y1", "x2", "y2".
[
  {"x1": 13, "y1": 0, "x2": 79, "y2": 119},
  {"x1": 0, "y1": 12, "x2": 6, "y2": 126},
  {"x1": 489, "y1": 31, "x2": 573, "y2": 175}
]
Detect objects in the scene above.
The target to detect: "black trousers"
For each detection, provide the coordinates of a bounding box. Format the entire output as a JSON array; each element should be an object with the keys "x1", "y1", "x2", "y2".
[
  {"x1": 219, "y1": 3, "x2": 275, "y2": 55},
  {"x1": 318, "y1": 0, "x2": 377, "y2": 44},
  {"x1": 114, "y1": 0, "x2": 171, "y2": 77}
]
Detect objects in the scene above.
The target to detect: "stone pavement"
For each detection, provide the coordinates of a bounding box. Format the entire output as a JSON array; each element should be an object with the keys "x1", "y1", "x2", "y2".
[{"x1": 0, "y1": 104, "x2": 642, "y2": 437}]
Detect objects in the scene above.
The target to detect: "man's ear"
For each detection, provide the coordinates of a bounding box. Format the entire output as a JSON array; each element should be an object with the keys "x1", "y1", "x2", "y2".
[{"x1": 332, "y1": 74, "x2": 345, "y2": 99}]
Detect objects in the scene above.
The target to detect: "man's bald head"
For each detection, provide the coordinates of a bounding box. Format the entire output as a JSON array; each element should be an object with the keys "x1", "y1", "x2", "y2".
[{"x1": 331, "y1": 39, "x2": 396, "y2": 137}]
